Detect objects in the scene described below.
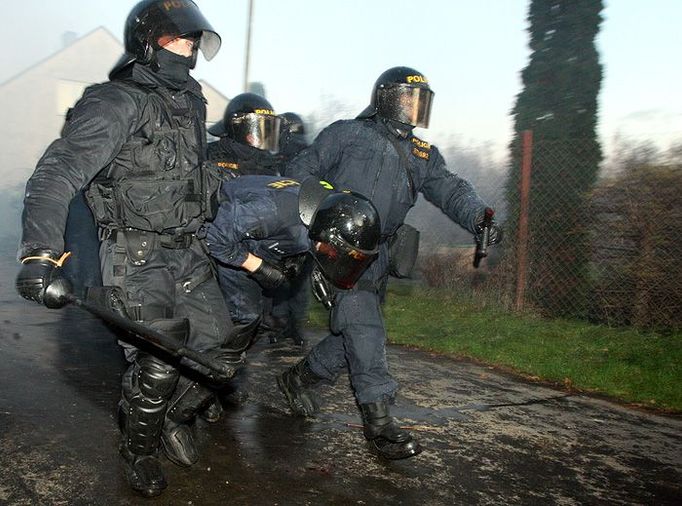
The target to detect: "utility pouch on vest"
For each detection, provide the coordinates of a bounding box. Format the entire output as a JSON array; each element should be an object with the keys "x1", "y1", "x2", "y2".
[
  {"x1": 388, "y1": 223, "x2": 420, "y2": 279},
  {"x1": 86, "y1": 179, "x2": 202, "y2": 232},
  {"x1": 118, "y1": 228, "x2": 155, "y2": 265},
  {"x1": 84, "y1": 183, "x2": 117, "y2": 228},
  {"x1": 115, "y1": 179, "x2": 202, "y2": 232}
]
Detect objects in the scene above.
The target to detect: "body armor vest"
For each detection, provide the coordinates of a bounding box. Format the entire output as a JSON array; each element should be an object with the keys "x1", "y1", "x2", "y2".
[{"x1": 85, "y1": 81, "x2": 211, "y2": 234}]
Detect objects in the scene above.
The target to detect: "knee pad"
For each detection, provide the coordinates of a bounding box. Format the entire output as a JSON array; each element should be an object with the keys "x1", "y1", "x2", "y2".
[
  {"x1": 136, "y1": 353, "x2": 180, "y2": 400},
  {"x1": 120, "y1": 354, "x2": 179, "y2": 455}
]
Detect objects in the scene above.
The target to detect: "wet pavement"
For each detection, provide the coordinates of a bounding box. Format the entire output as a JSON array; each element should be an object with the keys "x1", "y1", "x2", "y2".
[{"x1": 1, "y1": 259, "x2": 681, "y2": 505}]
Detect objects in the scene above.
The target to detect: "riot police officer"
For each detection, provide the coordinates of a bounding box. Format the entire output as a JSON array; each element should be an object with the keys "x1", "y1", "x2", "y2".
[
  {"x1": 281, "y1": 66, "x2": 502, "y2": 460},
  {"x1": 207, "y1": 92, "x2": 282, "y2": 178},
  {"x1": 15, "y1": 0, "x2": 238, "y2": 497},
  {"x1": 205, "y1": 175, "x2": 381, "y2": 354},
  {"x1": 206, "y1": 93, "x2": 284, "y2": 349}
]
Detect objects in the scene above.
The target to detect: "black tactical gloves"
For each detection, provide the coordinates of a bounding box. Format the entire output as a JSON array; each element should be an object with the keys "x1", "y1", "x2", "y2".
[
  {"x1": 473, "y1": 208, "x2": 503, "y2": 268},
  {"x1": 16, "y1": 250, "x2": 73, "y2": 309},
  {"x1": 249, "y1": 260, "x2": 286, "y2": 291},
  {"x1": 281, "y1": 254, "x2": 306, "y2": 279},
  {"x1": 475, "y1": 210, "x2": 503, "y2": 246}
]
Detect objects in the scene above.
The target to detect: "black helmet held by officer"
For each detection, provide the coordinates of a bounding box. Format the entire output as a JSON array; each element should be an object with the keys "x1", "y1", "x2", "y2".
[{"x1": 15, "y1": 0, "x2": 239, "y2": 498}]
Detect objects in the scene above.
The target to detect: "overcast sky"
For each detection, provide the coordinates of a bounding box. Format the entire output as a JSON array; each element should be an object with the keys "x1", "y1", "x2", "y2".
[{"x1": 3, "y1": 0, "x2": 681, "y2": 159}]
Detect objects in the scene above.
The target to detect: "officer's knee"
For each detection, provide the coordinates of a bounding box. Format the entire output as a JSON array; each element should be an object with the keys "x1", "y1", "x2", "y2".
[{"x1": 135, "y1": 353, "x2": 180, "y2": 400}]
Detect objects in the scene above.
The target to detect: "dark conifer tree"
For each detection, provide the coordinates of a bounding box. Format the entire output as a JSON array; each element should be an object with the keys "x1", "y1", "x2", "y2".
[{"x1": 507, "y1": 0, "x2": 603, "y2": 316}]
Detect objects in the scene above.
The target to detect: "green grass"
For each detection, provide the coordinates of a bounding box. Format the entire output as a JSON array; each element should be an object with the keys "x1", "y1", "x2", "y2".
[{"x1": 306, "y1": 285, "x2": 682, "y2": 412}]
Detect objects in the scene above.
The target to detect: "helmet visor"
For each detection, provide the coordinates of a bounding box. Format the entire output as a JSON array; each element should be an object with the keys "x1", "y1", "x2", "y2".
[
  {"x1": 377, "y1": 85, "x2": 434, "y2": 128},
  {"x1": 312, "y1": 236, "x2": 378, "y2": 289},
  {"x1": 145, "y1": 1, "x2": 222, "y2": 60},
  {"x1": 231, "y1": 113, "x2": 282, "y2": 152}
]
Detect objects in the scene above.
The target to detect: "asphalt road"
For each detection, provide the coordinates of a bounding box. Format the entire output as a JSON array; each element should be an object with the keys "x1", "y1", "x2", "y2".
[{"x1": 1, "y1": 260, "x2": 680, "y2": 505}]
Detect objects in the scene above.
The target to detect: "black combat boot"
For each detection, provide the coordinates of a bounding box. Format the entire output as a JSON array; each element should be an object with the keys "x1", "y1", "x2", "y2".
[
  {"x1": 360, "y1": 401, "x2": 422, "y2": 460},
  {"x1": 120, "y1": 444, "x2": 167, "y2": 498},
  {"x1": 284, "y1": 319, "x2": 305, "y2": 346},
  {"x1": 277, "y1": 358, "x2": 322, "y2": 416},
  {"x1": 118, "y1": 352, "x2": 180, "y2": 497},
  {"x1": 161, "y1": 378, "x2": 214, "y2": 467},
  {"x1": 161, "y1": 420, "x2": 198, "y2": 467},
  {"x1": 199, "y1": 397, "x2": 224, "y2": 423}
]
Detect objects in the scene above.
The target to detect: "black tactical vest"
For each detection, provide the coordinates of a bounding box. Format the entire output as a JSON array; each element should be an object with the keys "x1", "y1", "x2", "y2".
[{"x1": 85, "y1": 80, "x2": 211, "y2": 234}]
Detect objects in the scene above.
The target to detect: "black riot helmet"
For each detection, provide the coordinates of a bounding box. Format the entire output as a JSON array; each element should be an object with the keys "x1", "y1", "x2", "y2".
[
  {"x1": 109, "y1": 0, "x2": 221, "y2": 79},
  {"x1": 307, "y1": 191, "x2": 381, "y2": 290},
  {"x1": 280, "y1": 112, "x2": 306, "y2": 135},
  {"x1": 208, "y1": 93, "x2": 281, "y2": 153},
  {"x1": 357, "y1": 66, "x2": 434, "y2": 128}
]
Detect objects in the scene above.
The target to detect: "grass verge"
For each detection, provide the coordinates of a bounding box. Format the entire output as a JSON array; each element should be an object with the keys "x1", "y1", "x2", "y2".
[{"x1": 306, "y1": 284, "x2": 682, "y2": 413}]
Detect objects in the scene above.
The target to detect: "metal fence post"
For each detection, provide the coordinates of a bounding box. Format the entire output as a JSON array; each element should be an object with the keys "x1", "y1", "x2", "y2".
[{"x1": 515, "y1": 130, "x2": 533, "y2": 311}]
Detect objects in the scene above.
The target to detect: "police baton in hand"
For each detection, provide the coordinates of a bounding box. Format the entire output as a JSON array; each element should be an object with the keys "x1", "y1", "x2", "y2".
[
  {"x1": 473, "y1": 208, "x2": 495, "y2": 269},
  {"x1": 63, "y1": 293, "x2": 238, "y2": 382}
]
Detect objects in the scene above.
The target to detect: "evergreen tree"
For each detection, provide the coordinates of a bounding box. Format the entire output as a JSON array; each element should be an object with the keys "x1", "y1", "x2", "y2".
[{"x1": 507, "y1": 0, "x2": 603, "y2": 317}]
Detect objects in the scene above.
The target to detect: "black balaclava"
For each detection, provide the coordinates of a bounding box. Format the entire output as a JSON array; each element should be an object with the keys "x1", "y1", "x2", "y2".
[
  {"x1": 381, "y1": 116, "x2": 415, "y2": 139},
  {"x1": 228, "y1": 138, "x2": 280, "y2": 170},
  {"x1": 154, "y1": 48, "x2": 193, "y2": 90}
]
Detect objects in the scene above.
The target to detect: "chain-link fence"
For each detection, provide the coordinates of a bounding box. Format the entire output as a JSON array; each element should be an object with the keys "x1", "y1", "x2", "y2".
[{"x1": 411, "y1": 131, "x2": 682, "y2": 331}]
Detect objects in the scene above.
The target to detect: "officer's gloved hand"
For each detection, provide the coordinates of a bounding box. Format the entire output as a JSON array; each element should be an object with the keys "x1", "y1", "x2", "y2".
[
  {"x1": 16, "y1": 250, "x2": 73, "y2": 309},
  {"x1": 249, "y1": 260, "x2": 286, "y2": 291},
  {"x1": 282, "y1": 254, "x2": 306, "y2": 279},
  {"x1": 474, "y1": 215, "x2": 504, "y2": 246}
]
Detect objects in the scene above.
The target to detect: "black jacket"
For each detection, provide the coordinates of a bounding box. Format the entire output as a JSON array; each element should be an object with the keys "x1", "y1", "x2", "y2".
[
  {"x1": 283, "y1": 117, "x2": 487, "y2": 239},
  {"x1": 205, "y1": 175, "x2": 310, "y2": 267},
  {"x1": 19, "y1": 63, "x2": 207, "y2": 257},
  {"x1": 207, "y1": 137, "x2": 280, "y2": 180}
]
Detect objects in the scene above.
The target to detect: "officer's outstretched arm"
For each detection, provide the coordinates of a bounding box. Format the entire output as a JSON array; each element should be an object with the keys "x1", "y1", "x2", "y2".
[{"x1": 420, "y1": 146, "x2": 488, "y2": 234}]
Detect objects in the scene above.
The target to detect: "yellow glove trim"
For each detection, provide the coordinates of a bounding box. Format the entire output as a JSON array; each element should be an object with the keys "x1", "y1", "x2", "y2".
[{"x1": 21, "y1": 251, "x2": 72, "y2": 267}]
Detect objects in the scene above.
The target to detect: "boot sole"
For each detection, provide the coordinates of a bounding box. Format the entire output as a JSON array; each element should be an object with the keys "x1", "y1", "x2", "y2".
[{"x1": 368, "y1": 440, "x2": 423, "y2": 460}]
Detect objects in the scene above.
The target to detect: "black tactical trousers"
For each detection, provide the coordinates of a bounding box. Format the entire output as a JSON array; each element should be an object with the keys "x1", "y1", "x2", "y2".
[
  {"x1": 100, "y1": 232, "x2": 233, "y2": 455},
  {"x1": 306, "y1": 247, "x2": 399, "y2": 404},
  {"x1": 216, "y1": 265, "x2": 268, "y2": 327}
]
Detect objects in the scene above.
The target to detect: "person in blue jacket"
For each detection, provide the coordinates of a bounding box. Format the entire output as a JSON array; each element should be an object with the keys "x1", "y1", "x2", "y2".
[
  {"x1": 205, "y1": 176, "x2": 381, "y2": 352},
  {"x1": 280, "y1": 66, "x2": 502, "y2": 460}
]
